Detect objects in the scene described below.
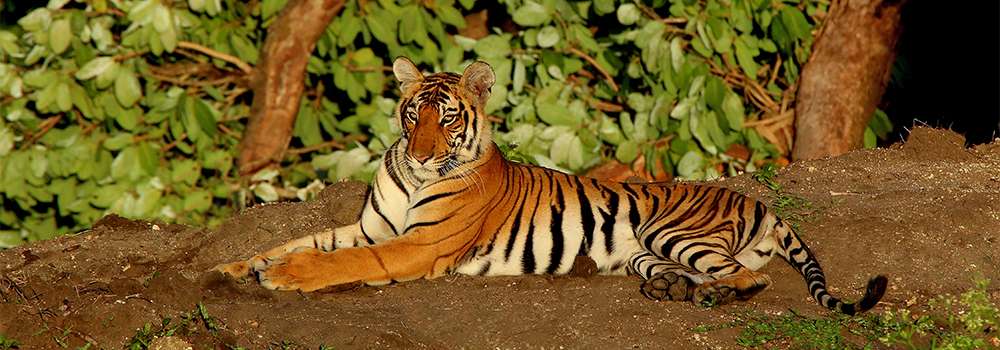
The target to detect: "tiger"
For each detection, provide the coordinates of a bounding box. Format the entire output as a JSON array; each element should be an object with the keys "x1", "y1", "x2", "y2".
[{"x1": 214, "y1": 56, "x2": 888, "y2": 314}]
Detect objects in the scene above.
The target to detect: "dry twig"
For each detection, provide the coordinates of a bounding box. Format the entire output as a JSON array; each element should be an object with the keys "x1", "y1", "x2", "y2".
[{"x1": 177, "y1": 41, "x2": 253, "y2": 74}]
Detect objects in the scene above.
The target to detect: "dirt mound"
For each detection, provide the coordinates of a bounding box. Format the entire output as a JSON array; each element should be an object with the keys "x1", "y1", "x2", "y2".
[{"x1": 2, "y1": 127, "x2": 998, "y2": 349}]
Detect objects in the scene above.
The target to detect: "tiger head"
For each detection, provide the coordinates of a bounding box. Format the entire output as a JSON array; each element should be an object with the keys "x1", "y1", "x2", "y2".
[{"x1": 392, "y1": 57, "x2": 496, "y2": 181}]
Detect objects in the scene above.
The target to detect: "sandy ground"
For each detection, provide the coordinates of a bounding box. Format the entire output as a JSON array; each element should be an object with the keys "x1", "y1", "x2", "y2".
[{"x1": 1, "y1": 127, "x2": 998, "y2": 349}]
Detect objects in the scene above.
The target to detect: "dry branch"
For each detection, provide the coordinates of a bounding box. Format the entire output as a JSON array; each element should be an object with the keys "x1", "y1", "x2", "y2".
[
  {"x1": 792, "y1": 0, "x2": 905, "y2": 161},
  {"x1": 236, "y1": 0, "x2": 348, "y2": 174}
]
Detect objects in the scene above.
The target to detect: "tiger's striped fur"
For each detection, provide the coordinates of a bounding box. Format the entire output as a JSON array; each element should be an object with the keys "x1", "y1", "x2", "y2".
[{"x1": 214, "y1": 57, "x2": 887, "y2": 314}]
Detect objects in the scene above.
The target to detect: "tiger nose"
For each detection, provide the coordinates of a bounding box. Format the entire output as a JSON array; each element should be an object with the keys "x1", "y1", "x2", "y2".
[{"x1": 412, "y1": 153, "x2": 432, "y2": 164}]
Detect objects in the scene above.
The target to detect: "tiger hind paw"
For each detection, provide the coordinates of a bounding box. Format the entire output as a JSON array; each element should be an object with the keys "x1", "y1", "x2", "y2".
[
  {"x1": 692, "y1": 284, "x2": 737, "y2": 307},
  {"x1": 641, "y1": 271, "x2": 696, "y2": 301}
]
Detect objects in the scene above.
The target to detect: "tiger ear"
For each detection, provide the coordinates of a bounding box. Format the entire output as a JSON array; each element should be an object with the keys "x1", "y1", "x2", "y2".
[
  {"x1": 460, "y1": 61, "x2": 495, "y2": 107},
  {"x1": 393, "y1": 56, "x2": 424, "y2": 94}
]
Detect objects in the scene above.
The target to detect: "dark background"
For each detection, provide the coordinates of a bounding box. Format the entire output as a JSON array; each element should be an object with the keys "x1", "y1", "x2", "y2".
[
  {"x1": 883, "y1": 0, "x2": 1000, "y2": 145},
  {"x1": 2, "y1": 0, "x2": 998, "y2": 145}
]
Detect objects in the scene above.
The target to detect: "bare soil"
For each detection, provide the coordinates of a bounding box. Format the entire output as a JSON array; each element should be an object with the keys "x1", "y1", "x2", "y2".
[{"x1": 2, "y1": 127, "x2": 998, "y2": 349}]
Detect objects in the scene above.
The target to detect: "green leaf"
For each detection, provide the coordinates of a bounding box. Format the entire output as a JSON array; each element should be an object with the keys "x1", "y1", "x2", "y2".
[
  {"x1": 103, "y1": 133, "x2": 133, "y2": 151},
  {"x1": 670, "y1": 37, "x2": 683, "y2": 73},
  {"x1": 95, "y1": 60, "x2": 120, "y2": 89},
  {"x1": 619, "y1": 111, "x2": 635, "y2": 140},
  {"x1": 537, "y1": 26, "x2": 559, "y2": 48},
  {"x1": 616, "y1": 4, "x2": 640, "y2": 25},
  {"x1": 49, "y1": 18, "x2": 71, "y2": 54},
  {"x1": 229, "y1": 34, "x2": 258, "y2": 65},
  {"x1": 677, "y1": 151, "x2": 703, "y2": 178},
  {"x1": 733, "y1": 37, "x2": 759, "y2": 78},
  {"x1": 435, "y1": 6, "x2": 466, "y2": 29},
  {"x1": 512, "y1": 2, "x2": 552, "y2": 27},
  {"x1": 863, "y1": 127, "x2": 876, "y2": 148},
  {"x1": 710, "y1": 25, "x2": 732, "y2": 54},
  {"x1": 19, "y1": 9, "x2": 52, "y2": 32},
  {"x1": 262, "y1": 0, "x2": 289, "y2": 19},
  {"x1": 671, "y1": 96, "x2": 696, "y2": 120},
  {"x1": 152, "y1": 4, "x2": 171, "y2": 33},
  {"x1": 615, "y1": 140, "x2": 639, "y2": 163},
  {"x1": 190, "y1": 0, "x2": 205, "y2": 12},
  {"x1": 759, "y1": 38, "x2": 778, "y2": 53},
  {"x1": 704, "y1": 111, "x2": 729, "y2": 152},
  {"x1": 399, "y1": 7, "x2": 420, "y2": 44},
  {"x1": 570, "y1": 24, "x2": 600, "y2": 53},
  {"x1": 54, "y1": 81, "x2": 72, "y2": 112},
  {"x1": 193, "y1": 99, "x2": 218, "y2": 137},
  {"x1": 364, "y1": 10, "x2": 397, "y2": 43},
  {"x1": 134, "y1": 185, "x2": 162, "y2": 217},
  {"x1": 594, "y1": 0, "x2": 615, "y2": 16},
  {"x1": 690, "y1": 110, "x2": 718, "y2": 155},
  {"x1": 137, "y1": 142, "x2": 159, "y2": 175},
  {"x1": 294, "y1": 105, "x2": 324, "y2": 146},
  {"x1": 730, "y1": 6, "x2": 753, "y2": 33},
  {"x1": 35, "y1": 82, "x2": 58, "y2": 112},
  {"x1": 23, "y1": 69, "x2": 57, "y2": 88},
  {"x1": 111, "y1": 146, "x2": 137, "y2": 180},
  {"x1": 513, "y1": 57, "x2": 526, "y2": 94},
  {"x1": 473, "y1": 35, "x2": 511, "y2": 58},
  {"x1": 171, "y1": 159, "x2": 201, "y2": 186},
  {"x1": 114, "y1": 66, "x2": 142, "y2": 108},
  {"x1": 0, "y1": 231, "x2": 27, "y2": 248},
  {"x1": 868, "y1": 108, "x2": 892, "y2": 139},
  {"x1": 567, "y1": 135, "x2": 586, "y2": 170},
  {"x1": 704, "y1": 77, "x2": 725, "y2": 112},
  {"x1": 779, "y1": 7, "x2": 812, "y2": 41},
  {"x1": 0, "y1": 31, "x2": 20, "y2": 56},
  {"x1": 536, "y1": 103, "x2": 577, "y2": 126},
  {"x1": 75, "y1": 56, "x2": 115, "y2": 80}
]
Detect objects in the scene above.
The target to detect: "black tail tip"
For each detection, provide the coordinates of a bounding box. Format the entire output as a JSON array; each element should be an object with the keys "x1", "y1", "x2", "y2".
[{"x1": 842, "y1": 275, "x2": 889, "y2": 316}]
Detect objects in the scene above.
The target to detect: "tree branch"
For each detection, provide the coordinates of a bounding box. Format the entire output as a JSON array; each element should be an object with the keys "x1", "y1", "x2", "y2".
[
  {"x1": 236, "y1": 0, "x2": 348, "y2": 174},
  {"x1": 177, "y1": 41, "x2": 253, "y2": 75}
]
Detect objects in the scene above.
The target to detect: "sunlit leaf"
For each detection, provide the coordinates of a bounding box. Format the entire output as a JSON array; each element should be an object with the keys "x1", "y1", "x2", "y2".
[
  {"x1": 473, "y1": 35, "x2": 511, "y2": 58},
  {"x1": 537, "y1": 26, "x2": 559, "y2": 48},
  {"x1": 114, "y1": 67, "x2": 142, "y2": 108},
  {"x1": 616, "y1": 4, "x2": 640, "y2": 25},
  {"x1": 512, "y1": 2, "x2": 551, "y2": 26},
  {"x1": 536, "y1": 103, "x2": 577, "y2": 126},
  {"x1": 615, "y1": 140, "x2": 639, "y2": 163},
  {"x1": 75, "y1": 56, "x2": 115, "y2": 80},
  {"x1": 594, "y1": 0, "x2": 615, "y2": 16}
]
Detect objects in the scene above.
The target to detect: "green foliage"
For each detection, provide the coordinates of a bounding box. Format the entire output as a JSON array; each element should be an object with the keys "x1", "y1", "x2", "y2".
[
  {"x1": 124, "y1": 302, "x2": 242, "y2": 350},
  {"x1": 865, "y1": 108, "x2": 893, "y2": 148},
  {"x1": 693, "y1": 307, "x2": 888, "y2": 349},
  {"x1": 750, "y1": 162, "x2": 824, "y2": 230},
  {"x1": 1, "y1": 0, "x2": 853, "y2": 246},
  {"x1": 0, "y1": 334, "x2": 19, "y2": 350},
  {"x1": 0, "y1": 0, "x2": 269, "y2": 246},
  {"x1": 880, "y1": 276, "x2": 999, "y2": 349},
  {"x1": 695, "y1": 276, "x2": 1000, "y2": 349}
]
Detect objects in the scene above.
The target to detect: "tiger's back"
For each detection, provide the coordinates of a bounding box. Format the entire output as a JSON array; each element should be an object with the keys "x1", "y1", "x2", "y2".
[{"x1": 214, "y1": 57, "x2": 887, "y2": 315}]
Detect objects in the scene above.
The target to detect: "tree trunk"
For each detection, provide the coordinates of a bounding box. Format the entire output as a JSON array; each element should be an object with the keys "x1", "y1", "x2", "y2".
[
  {"x1": 237, "y1": 0, "x2": 347, "y2": 174},
  {"x1": 792, "y1": 0, "x2": 905, "y2": 161}
]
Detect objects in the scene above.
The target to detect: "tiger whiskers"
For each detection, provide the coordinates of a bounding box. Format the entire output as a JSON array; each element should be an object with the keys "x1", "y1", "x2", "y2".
[{"x1": 450, "y1": 164, "x2": 486, "y2": 194}]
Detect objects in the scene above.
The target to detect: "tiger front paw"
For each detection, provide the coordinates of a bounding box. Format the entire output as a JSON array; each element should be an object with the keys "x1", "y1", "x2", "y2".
[
  {"x1": 257, "y1": 247, "x2": 329, "y2": 291},
  {"x1": 212, "y1": 261, "x2": 252, "y2": 279}
]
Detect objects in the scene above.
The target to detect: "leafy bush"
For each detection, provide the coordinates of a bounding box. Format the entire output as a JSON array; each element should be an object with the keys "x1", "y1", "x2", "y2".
[
  {"x1": 880, "y1": 276, "x2": 1000, "y2": 349},
  {"x1": 0, "y1": 0, "x2": 888, "y2": 246}
]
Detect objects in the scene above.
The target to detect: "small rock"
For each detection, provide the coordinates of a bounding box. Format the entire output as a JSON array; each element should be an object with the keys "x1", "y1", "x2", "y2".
[{"x1": 149, "y1": 336, "x2": 192, "y2": 350}]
